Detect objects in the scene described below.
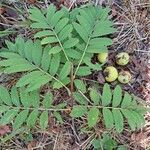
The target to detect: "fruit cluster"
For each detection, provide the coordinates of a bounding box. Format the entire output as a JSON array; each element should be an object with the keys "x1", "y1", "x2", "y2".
[{"x1": 98, "y1": 52, "x2": 131, "y2": 84}]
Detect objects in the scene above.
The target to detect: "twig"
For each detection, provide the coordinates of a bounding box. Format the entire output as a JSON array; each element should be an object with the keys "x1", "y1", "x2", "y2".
[{"x1": 53, "y1": 133, "x2": 59, "y2": 150}]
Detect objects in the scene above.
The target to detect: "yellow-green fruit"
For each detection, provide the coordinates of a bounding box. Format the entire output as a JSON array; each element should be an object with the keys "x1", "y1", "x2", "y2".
[
  {"x1": 103, "y1": 66, "x2": 118, "y2": 82},
  {"x1": 98, "y1": 52, "x2": 108, "y2": 63},
  {"x1": 118, "y1": 71, "x2": 131, "y2": 84},
  {"x1": 116, "y1": 52, "x2": 130, "y2": 66}
]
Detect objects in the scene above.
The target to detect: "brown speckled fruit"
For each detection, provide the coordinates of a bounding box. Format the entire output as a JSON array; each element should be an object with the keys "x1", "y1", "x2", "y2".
[
  {"x1": 116, "y1": 52, "x2": 130, "y2": 66},
  {"x1": 98, "y1": 52, "x2": 108, "y2": 63},
  {"x1": 103, "y1": 66, "x2": 118, "y2": 82},
  {"x1": 118, "y1": 71, "x2": 131, "y2": 84}
]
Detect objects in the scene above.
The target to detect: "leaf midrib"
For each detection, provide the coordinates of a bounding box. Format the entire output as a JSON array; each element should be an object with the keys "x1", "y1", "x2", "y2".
[
  {"x1": 73, "y1": 18, "x2": 98, "y2": 78},
  {"x1": 46, "y1": 21, "x2": 70, "y2": 62},
  {"x1": 2, "y1": 104, "x2": 142, "y2": 112}
]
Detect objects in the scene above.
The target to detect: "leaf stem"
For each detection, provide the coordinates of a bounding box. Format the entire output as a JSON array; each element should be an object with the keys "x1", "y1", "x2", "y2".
[
  {"x1": 52, "y1": 28, "x2": 70, "y2": 62},
  {"x1": 8, "y1": 105, "x2": 69, "y2": 112},
  {"x1": 3, "y1": 104, "x2": 143, "y2": 112},
  {"x1": 37, "y1": 66, "x2": 71, "y2": 95},
  {"x1": 70, "y1": 63, "x2": 74, "y2": 105},
  {"x1": 73, "y1": 37, "x2": 91, "y2": 78}
]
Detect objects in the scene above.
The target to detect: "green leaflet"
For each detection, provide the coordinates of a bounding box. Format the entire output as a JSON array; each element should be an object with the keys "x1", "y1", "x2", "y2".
[
  {"x1": 19, "y1": 88, "x2": 30, "y2": 107},
  {"x1": 50, "y1": 9, "x2": 65, "y2": 27},
  {"x1": 55, "y1": 18, "x2": 69, "y2": 34},
  {"x1": 121, "y1": 92, "x2": 132, "y2": 108},
  {"x1": 30, "y1": 5, "x2": 72, "y2": 64},
  {"x1": 26, "y1": 74, "x2": 52, "y2": 92},
  {"x1": 34, "y1": 30, "x2": 54, "y2": 38},
  {"x1": 65, "y1": 49, "x2": 81, "y2": 60},
  {"x1": 55, "y1": 102, "x2": 67, "y2": 109},
  {"x1": 32, "y1": 41, "x2": 43, "y2": 66},
  {"x1": 63, "y1": 38, "x2": 79, "y2": 49},
  {"x1": 29, "y1": 91, "x2": 40, "y2": 107},
  {"x1": 74, "y1": 79, "x2": 86, "y2": 93},
  {"x1": 92, "y1": 21, "x2": 117, "y2": 37},
  {"x1": 27, "y1": 109, "x2": 39, "y2": 128},
  {"x1": 16, "y1": 71, "x2": 44, "y2": 87},
  {"x1": 30, "y1": 22, "x2": 50, "y2": 29},
  {"x1": 53, "y1": 77, "x2": 70, "y2": 89},
  {"x1": 0, "y1": 52, "x2": 21, "y2": 59},
  {"x1": 24, "y1": 40, "x2": 33, "y2": 62},
  {"x1": 121, "y1": 109, "x2": 136, "y2": 130},
  {"x1": 49, "y1": 53, "x2": 60, "y2": 76},
  {"x1": 59, "y1": 61, "x2": 72, "y2": 80},
  {"x1": 130, "y1": 110, "x2": 145, "y2": 129},
  {"x1": 76, "y1": 14, "x2": 91, "y2": 32},
  {"x1": 15, "y1": 37, "x2": 25, "y2": 57},
  {"x1": 49, "y1": 46, "x2": 62, "y2": 55},
  {"x1": 89, "y1": 38, "x2": 113, "y2": 46},
  {"x1": 41, "y1": 37, "x2": 58, "y2": 45},
  {"x1": 92, "y1": 138, "x2": 101, "y2": 149},
  {"x1": 83, "y1": 56, "x2": 103, "y2": 70},
  {"x1": 112, "y1": 109, "x2": 124, "y2": 133},
  {"x1": 0, "y1": 109, "x2": 19, "y2": 125},
  {"x1": 10, "y1": 86, "x2": 20, "y2": 106},
  {"x1": 112, "y1": 85, "x2": 122, "y2": 107},
  {"x1": 39, "y1": 111, "x2": 49, "y2": 129},
  {"x1": 73, "y1": 92, "x2": 88, "y2": 105},
  {"x1": 41, "y1": 46, "x2": 52, "y2": 71},
  {"x1": 29, "y1": 7, "x2": 47, "y2": 23},
  {"x1": 53, "y1": 112, "x2": 64, "y2": 124},
  {"x1": 58, "y1": 24, "x2": 73, "y2": 41},
  {"x1": 76, "y1": 66, "x2": 92, "y2": 76},
  {"x1": 89, "y1": 88, "x2": 100, "y2": 105},
  {"x1": 103, "y1": 108, "x2": 114, "y2": 129},
  {"x1": 73, "y1": 22, "x2": 89, "y2": 42},
  {"x1": 92, "y1": 133, "x2": 127, "y2": 150},
  {"x1": 0, "y1": 106, "x2": 9, "y2": 113},
  {"x1": 13, "y1": 109, "x2": 29, "y2": 130},
  {"x1": 86, "y1": 46, "x2": 108, "y2": 53},
  {"x1": 101, "y1": 83, "x2": 112, "y2": 106},
  {"x1": 46, "y1": 4, "x2": 56, "y2": 22},
  {"x1": 71, "y1": 106, "x2": 87, "y2": 118},
  {"x1": 5, "y1": 40, "x2": 16, "y2": 52},
  {"x1": 0, "y1": 58, "x2": 28, "y2": 66},
  {"x1": 43, "y1": 92, "x2": 53, "y2": 109},
  {"x1": 4, "y1": 63, "x2": 36, "y2": 74},
  {"x1": 0, "y1": 86, "x2": 12, "y2": 105},
  {"x1": 87, "y1": 107, "x2": 99, "y2": 127}
]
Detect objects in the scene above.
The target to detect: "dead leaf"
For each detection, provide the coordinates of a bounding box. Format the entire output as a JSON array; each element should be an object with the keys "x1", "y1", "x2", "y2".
[
  {"x1": 131, "y1": 132, "x2": 147, "y2": 143},
  {"x1": 112, "y1": 6, "x2": 117, "y2": 17},
  {"x1": 27, "y1": 141, "x2": 37, "y2": 150},
  {"x1": 27, "y1": 0, "x2": 37, "y2": 4},
  {"x1": 65, "y1": 107, "x2": 71, "y2": 114},
  {"x1": 0, "y1": 125, "x2": 11, "y2": 136},
  {"x1": 97, "y1": 71, "x2": 105, "y2": 84},
  {"x1": 0, "y1": 7, "x2": 5, "y2": 15},
  {"x1": 98, "y1": 0, "x2": 105, "y2": 5},
  {"x1": 141, "y1": 9, "x2": 148, "y2": 18}
]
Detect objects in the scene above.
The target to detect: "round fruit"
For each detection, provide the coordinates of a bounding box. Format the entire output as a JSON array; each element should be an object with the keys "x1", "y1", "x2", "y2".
[
  {"x1": 118, "y1": 71, "x2": 131, "y2": 84},
  {"x1": 98, "y1": 52, "x2": 108, "y2": 63},
  {"x1": 116, "y1": 52, "x2": 130, "y2": 66},
  {"x1": 103, "y1": 66, "x2": 118, "y2": 82}
]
